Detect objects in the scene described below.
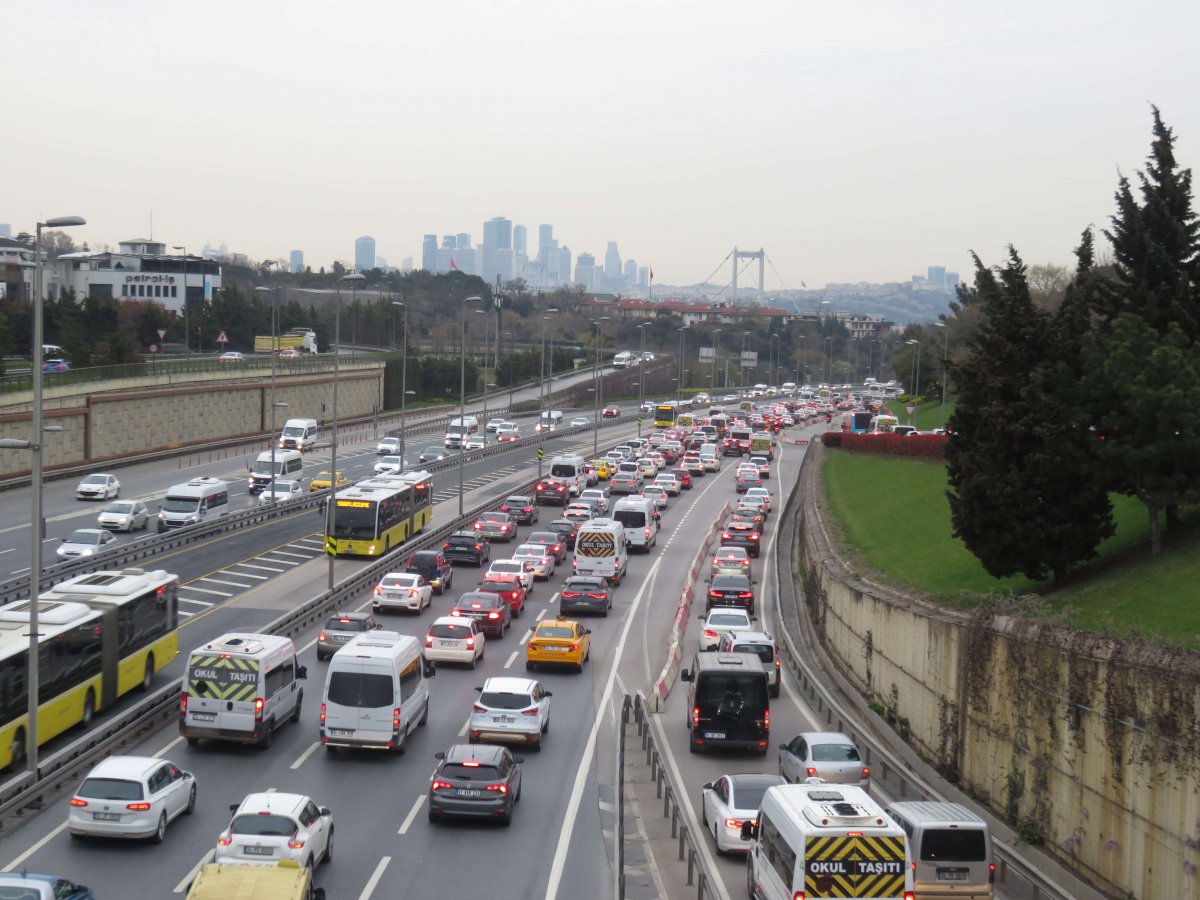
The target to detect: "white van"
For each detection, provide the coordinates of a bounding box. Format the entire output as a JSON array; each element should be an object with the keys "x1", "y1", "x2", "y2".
[
  {"x1": 536, "y1": 409, "x2": 564, "y2": 433},
  {"x1": 743, "y1": 782, "x2": 912, "y2": 900},
  {"x1": 573, "y1": 518, "x2": 628, "y2": 585},
  {"x1": 612, "y1": 351, "x2": 635, "y2": 369},
  {"x1": 180, "y1": 633, "x2": 307, "y2": 748},
  {"x1": 279, "y1": 418, "x2": 319, "y2": 452},
  {"x1": 444, "y1": 415, "x2": 479, "y2": 449},
  {"x1": 320, "y1": 631, "x2": 433, "y2": 753},
  {"x1": 886, "y1": 802, "x2": 994, "y2": 898},
  {"x1": 612, "y1": 496, "x2": 658, "y2": 552},
  {"x1": 548, "y1": 454, "x2": 587, "y2": 496},
  {"x1": 157, "y1": 477, "x2": 230, "y2": 532},
  {"x1": 247, "y1": 450, "x2": 304, "y2": 494}
]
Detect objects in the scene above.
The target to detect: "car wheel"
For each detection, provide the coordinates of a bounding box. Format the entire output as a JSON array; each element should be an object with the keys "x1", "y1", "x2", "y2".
[
  {"x1": 186, "y1": 737, "x2": 200, "y2": 748},
  {"x1": 185, "y1": 783, "x2": 197, "y2": 815},
  {"x1": 317, "y1": 651, "x2": 327, "y2": 662},
  {"x1": 501, "y1": 804, "x2": 513, "y2": 827},
  {"x1": 427, "y1": 808, "x2": 440, "y2": 823},
  {"x1": 770, "y1": 683, "x2": 780, "y2": 698},
  {"x1": 152, "y1": 812, "x2": 167, "y2": 844},
  {"x1": 526, "y1": 660, "x2": 535, "y2": 671},
  {"x1": 470, "y1": 652, "x2": 477, "y2": 670}
]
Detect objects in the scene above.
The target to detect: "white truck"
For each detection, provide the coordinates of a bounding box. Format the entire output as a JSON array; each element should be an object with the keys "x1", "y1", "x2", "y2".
[{"x1": 444, "y1": 415, "x2": 480, "y2": 449}]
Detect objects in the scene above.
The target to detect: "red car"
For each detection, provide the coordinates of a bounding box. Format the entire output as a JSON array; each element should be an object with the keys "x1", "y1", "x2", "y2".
[
  {"x1": 475, "y1": 575, "x2": 527, "y2": 617},
  {"x1": 602, "y1": 406, "x2": 621, "y2": 418},
  {"x1": 670, "y1": 467, "x2": 694, "y2": 489}
]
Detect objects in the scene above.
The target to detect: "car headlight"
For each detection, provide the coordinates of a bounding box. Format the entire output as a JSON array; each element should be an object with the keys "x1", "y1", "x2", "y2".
[
  {"x1": 80, "y1": 548, "x2": 95, "y2": 556},
  {"x1": 117, "y1": 516, "x2": 129, "y2": 525}
]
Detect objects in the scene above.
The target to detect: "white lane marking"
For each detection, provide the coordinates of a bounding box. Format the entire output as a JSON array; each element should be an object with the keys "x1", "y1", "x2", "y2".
[
  {"x1": 535, "y1": 607, "x2": 548, "y2": 622},
  {"x1": 233, "y1": 562, "x2": 285, "y2": 573},
  {"x1": 458, "y1": 718, "x2": 470, "y2": 737},
  {"x1": 0, "y1": 549, "x2": 13, "y2": 556},
  {"x1": 268, "y1": 550, "x2": 313, "y2": 560},
  {"x1": 177, "y1": 598, "x2": 215, "y2": 607},
  {"x1": 290, "y1": 741, "x2": 322, "y2": 770},
  {"x1": 518, "y1": 628, "x2": 534, "y2": 647},
  {"x1": 549, "y1": 591, "x2": 561, "y2": 604},
  {"x1": 222, "y1": 569, "x2": 268, "y2": 580},
  {"x1": 172, "y1": 850, "x2": 215, "y2": 893},
  {"x1": 1, "y1": 820, "x2": 69, "y2": 872},
  {"x1": 184, "y1": 585, "x2": 233, "y2": 597},
  {"x1": 178, "y1": 611, "x2": 194, "y2": 617},
  {"x1": 397, "y1": 795, "x2": 425, "y2": 834},
  {"x1": 545, "y1": 555, "x2": 663, "y2": 900},
  {"x1": 197, "y1": 577, "x2": 251, "y2": 589},
  {"x1": 357, "y1": 856, "x2": 392, "y2": 900},
  {"x1": 258, "y1": 555, "x2": 299, "y2": 566},
  {"x1": 153, "y1": 735, "x2": 184, "y2": 758},
  {"x1": 503, "y1": 650, "x2": 519, "y2": 669}
]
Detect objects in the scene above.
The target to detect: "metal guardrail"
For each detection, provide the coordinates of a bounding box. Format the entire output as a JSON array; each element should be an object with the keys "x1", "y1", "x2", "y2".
[
  {"x1": 629, "y1": 692, "x2": 719, "y2": 900},
  {"x1": 0, "y1": 424, "x2": 638, "y2": 827}
]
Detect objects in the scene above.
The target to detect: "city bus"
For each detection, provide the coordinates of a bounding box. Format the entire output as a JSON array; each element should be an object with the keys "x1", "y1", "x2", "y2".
[
  {"x1": 654, "y1": 399, "x2": 695, "y2": 429},
  {"x1": 329, "y1": 470, "x2": 433, "y2": 557},
  {"x1": 0, "y1": 567, "x2": 180, "y2": 771}
]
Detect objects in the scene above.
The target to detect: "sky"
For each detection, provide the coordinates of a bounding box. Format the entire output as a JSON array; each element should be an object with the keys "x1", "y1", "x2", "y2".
[{"x1": 7, "y1": 0, "x2": 1199, "y2": 289}]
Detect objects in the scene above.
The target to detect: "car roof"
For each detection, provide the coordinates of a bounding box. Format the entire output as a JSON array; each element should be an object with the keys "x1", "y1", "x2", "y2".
[
  {"x1": 728, "y1": 773, "x2": 787, "y2": 792},
  {"x1": 799, "y1": 731, "x2": 857, "y2": 744},
  {"x1": 481, "y1": 676, "x2": 538, "y2": 693},
  {"x1": 723, "y1": 630, "x2": 774, "y2": 644},
  {"x1": 326, "y1": 611, "x2": 373, "y2": 622},
  {"x1": 711, "y1": 573, "x2": 750, "y2": 585},
  {"x1": 237, "y1": 792, "x2": 307, "y2": 815},
  {"x1": 432, "y1": 615, "x2": 475, "y2": 627},
  {"x1": 705, "y1": 608, "x2": 751, "y2": 621},
  {"x1": 449, "y1": 530, "x2": 480, "y2": 539},
  {"x1": 564, "y1": 575, "x2": 605, "y2": 585},
  {"x1": 86, "y1": 755, "x2": 163, "y2": 780},
  {"x1": 458, "y1": 591, "x2": 503, "y2": 604}
]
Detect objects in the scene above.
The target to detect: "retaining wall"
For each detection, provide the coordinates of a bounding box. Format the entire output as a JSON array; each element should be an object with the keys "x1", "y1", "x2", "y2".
[{"x1": 795, "y1": 442, "x2": 1200, "y2": 899}]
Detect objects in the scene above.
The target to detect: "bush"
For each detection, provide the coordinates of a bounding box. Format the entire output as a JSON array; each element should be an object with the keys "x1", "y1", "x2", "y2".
[{"x1": 822, "y1": 432, "x2": 947, "y2": 459}]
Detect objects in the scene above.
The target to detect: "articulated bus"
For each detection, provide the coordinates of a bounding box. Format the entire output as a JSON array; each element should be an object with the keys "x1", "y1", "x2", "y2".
[
  {"x1": 0, "y1": 567, "x2": 179, "y2": 771},
  {"x1": 329, "y1": 470, "x2": 433, "y2": 557},
  {"x1": 654, "y1": 399, "x2": 695, "y2": 429}
]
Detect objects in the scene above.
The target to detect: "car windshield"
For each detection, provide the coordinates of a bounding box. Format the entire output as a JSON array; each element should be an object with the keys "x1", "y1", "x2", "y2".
[
  {"x1": 424, "y1": 447, "x2": 441, "y2": 455},
  {"x1": 231, "y1": 813, "x2": 297, "y2": 836},
  {"x1": 812, "y1": 742, "x2": 861, "y2": 762},
  {"x1": 326, "y1": 671, "x2": 394, "y2": 708},
  {"x1": 478, "y1": 691, "x2": 533, "y2": 710},
  {"x1": 82, "y1": 475, "x2": 107, "y2": 485},
  {"x1": 65, "y1": 531, "x2": 101, "y2": 545},
  {"x1": 78, "y1": 777, "x2": 143, "y2": 800},
  {"x1": 104, "y1": 501, "x2": 136, "y2": 513},
  {"x1": 537, "y1": 626, "x2": 574, "y2": 639}
]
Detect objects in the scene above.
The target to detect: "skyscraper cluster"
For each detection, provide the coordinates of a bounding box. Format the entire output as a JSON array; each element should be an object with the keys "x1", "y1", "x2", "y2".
[{"x1": 419, "y1": 217, "x2": 646, "y2": 293}]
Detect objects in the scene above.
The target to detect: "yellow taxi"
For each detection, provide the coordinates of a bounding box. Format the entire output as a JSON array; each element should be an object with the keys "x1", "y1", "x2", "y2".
[
  {"x1": 309, "y1": 470, "x2": 350, "y2": 492},
  {"x1": 526, "y1": 617, "x2": 592, "y2": 672},
  {"x1": 589, "y1": 458, "x2": 612, "y2": 480}
]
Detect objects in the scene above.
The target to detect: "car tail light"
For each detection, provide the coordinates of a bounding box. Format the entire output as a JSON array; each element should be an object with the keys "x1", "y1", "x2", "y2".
[
  {"x1": 692, "y1": 706, "x2": 700, "y2": 726},
  {"x1": 523, "y1": 507, "x2": 532, "y2": 513},
  {"x1": 424, "y1": 634, "x2": 433, "y2": 647},
  {"x1": 473, "y1": 703, "x2": 487, "y2": 713},
  {"x1": 988, "y1": 863, "x2": 996, "y2": 884},
  {"x1": 465, "y1": 635, "x2": 477, "y2": 649},
  {"x1": 218, "y1": 833, "x2": 232, "y2": 846},
  {"x1": 703, "y1": 629, "x2": 718, "y2": 640},
  {"x1": 179, "y1": 691, "x2": 188, "y2": 718},
  {"x1": 806, "y1": 766, "x2": 817, "y2": 777},
  {"x1": 431, "y1": 780, "x2": 453, "y2": 791},
  {"x1": 69, "y1": 797, "x2": 88, "y2": 807},
  {"x1": 724, "y1": 818, "x2": 741, "y2": 828},
  {"x1": 474, "y1": 520, "x2": 483, "y2": 528},
  {"x1": 520, "y1": 708, "x2": 539, "y2": 717},
  {"x1": 501, "y1": 524, "x2": 510, "y2": 531},
  {"x1": 587, "y1": 592, "x2": 606, "y2": 599},
  {"x1": 443, "y1": 542, "x2": 450, "y2": 549},
  {"x1": 485, "y1": 783, "x2": 509, "y2": 794},
  {"x1": 393, "y1": 707, "x2": 402, "y2": 729},
  {"x1": 127, "y1": 802, "x2": 152, "y2": 811},
  {"x1": 764, "y1": 709, "x2": 770, "y2": 728},
  {"x1": 529, "y1": 642, "x2": 539, "y2": 651},
  {"x1": 749, "y1": 533, "x2": 760, "y2": 540},
  {"x1": 722, "y1": 532, "x2": 732, "y2": 540},
  {"x1": 488, "y1": 611, "x2": 500, "y2": 619},
  {"x1": 451, "y1": 609, "x2": 462, "y2": 617},
  {"x1": 862, "y1": 767, "x2": 871, "y2": 780},
  {"x1": 562, "y1": 592, "x2": 579, "y2": 599},
  {"x1": 738, "y1": 591, "x2": 753, "y2": 599},
  {"x1": 644, "y1": 527, "x2": 651, "y2": 538},
  {"x1": 709, "y1": 590, "x2": 722, "y2": 599},
  {"x1": 287, "y1": 835, "x2": 306, "y2": 850},
  {"x1": 320, "y1": 703, "x2": 326, "y2": 724},
  {"x1": 254, "y1": 697, "x2": 264, "y2": 723},
  {"x1": 319, "y1": 631, "x2": 327, "y2": 641},
  {"x1": 568, "y1": 643, "x2": 579, "y2": 652},
  {"x1": 905, "y1": 893, "x2": 915, "y2": 900},
  {"x1": 373, "y1": 586, "x2": 382, "y2": 596}
]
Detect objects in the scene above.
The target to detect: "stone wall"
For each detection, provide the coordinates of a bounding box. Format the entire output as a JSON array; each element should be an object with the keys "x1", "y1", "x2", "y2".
[
  {"x1": 795, "y1": 442, "x2": 1200, "y2": 899},
  {"x1": 0, "y1": 364, "x2": 383, "y2": 478}
]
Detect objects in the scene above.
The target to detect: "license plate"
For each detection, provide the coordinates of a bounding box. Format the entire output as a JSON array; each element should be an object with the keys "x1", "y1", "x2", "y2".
[
  {"x1": 494, "y1": 715, "x2": 513, "y2": 723},
  {"x1": 546, "y1": 646, "x2": 569, "y2": 652},
  {"x1": 92, "y1": 812, "x2": 121, "y2": 821},
  {"x1": 937, "y1": 869, "x2": 968, "y2": 881},
  {"x1": 191, "y1": 712, "x2": 216, "y2": 722},
  {"x1": 244, "y1": 846, "x2": 274, "y2": 856},
  {"x1": 704, "y1": 732, "x2": 726, "y2": 739},
  {"x1": 328, "y1": 728, "x2": 352, "y2": 737},
  {"x1": 334, "y1": 635, "x2": 351, "y2": 641},
  {"x1": 441, "y1": 640, "x2": 463, "y2": 648},
  {"x1": 457, "y1": 789, "x2": 482, "y2": 798}
]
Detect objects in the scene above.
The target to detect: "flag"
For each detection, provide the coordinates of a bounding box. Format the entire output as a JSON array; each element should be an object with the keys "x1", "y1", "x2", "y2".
[
  {"x1": 650, "y1": 268, "x2": 654, "y2": 281},
  {"x1": 801, "y1": 281, "x2": 807, "y2": 288},
  {"x1": 450, "y1": 258, "x2": 459, "y2": 271}
]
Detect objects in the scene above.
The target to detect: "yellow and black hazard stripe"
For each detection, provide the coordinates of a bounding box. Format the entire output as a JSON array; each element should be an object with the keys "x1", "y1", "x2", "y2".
[
  {"x1": 188, "y1": 655, "x2": 262, "y2": 703},
  {"x1": 804, "y1": 835, "x2": 906, "y2": 898},
  {"x1": 577, "y1": 534, "x2": 616, "y2": 557}
]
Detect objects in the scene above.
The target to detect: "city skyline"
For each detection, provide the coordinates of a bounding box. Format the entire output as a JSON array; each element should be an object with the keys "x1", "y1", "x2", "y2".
[{"x1": 6, "y1": 1, "x2": 1197, "y2": 288}]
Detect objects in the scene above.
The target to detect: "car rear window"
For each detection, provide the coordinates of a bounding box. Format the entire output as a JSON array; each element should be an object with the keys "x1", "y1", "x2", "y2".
[
  {"x1": 920, "y1": 827, "x2": 988, "y2": 862},
  {"x1": 613, "y1": 510, "x2": 646, "y2": 528},
  {"x1": 731, "y1": 643, "x2": 774, "y2": 664},
  {"x1": 326, "y1": 671, "x2": 394, "y2": 708},
  {"x1": 479, "y1": 691, "x2": 533, "y2": 710},
  {"x1": 232, "y1": 813, "x2": 296, "y2": 836},
  {"x1": 537, "y1": 626, "x2": 574, "y2": 639},
  {"x1": 79, "y1": 777, "x2": 143, "y2": 801},
  {"x1": 566, "y1": 580, "x2": 605, "y2": 591},
  {"x1": 440, "y1": 763, "x2": 501, "y2": 781},
  {"x1": 811, "y1": 743, "x2": 861, "y2": 762},
  {"x1": 431, "y1": 623, "x2": 472, "y2": 638},
  {"x1": 324, "y1": 617, "x2": 367, "y2": 632}
]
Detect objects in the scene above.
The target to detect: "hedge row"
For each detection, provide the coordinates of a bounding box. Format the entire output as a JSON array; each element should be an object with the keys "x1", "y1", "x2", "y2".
[{"x1": 822, "y1": 432, "x2": 948, "y2": 459}]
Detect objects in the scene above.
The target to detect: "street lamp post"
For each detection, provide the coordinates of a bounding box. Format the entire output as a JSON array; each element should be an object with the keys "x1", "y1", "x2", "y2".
[
  {"x1": 23, "y1": 214, "x2": 86, "y2": 772},
  {"x1": 677, "y1": 324, "x2": 689, "y2": 403},
  {"x1": 934, "y1": 322, "x2": 949, "y2": 430},
  {"x1": 591, "y1": 317, "x2": 609, "y2": 457},
  {"x1": 769, "y1": 333, "x2": 779, "y2": 387},
  {"x1": 636, "y1": 323, "x2": 649, "y2": 434},
  {"x1": 741, "y1": 331, "x2": 751, "y2": 391},
  {"x1": 328, "y1": 272, "x2": 365, "y2": 592},
  {"x1": 172, "y1": 245, "x2": 188, "y2": 351},
  {"x1": 255, "y1": 279, "x2": 283, "y2": 500},
  {"x1": 504, "y1": 331, "x2": 514, "y2": 409},
  {"x1": 710, "y1": 328, "x2": 722, "y2": 392},
  {"x1": 459, "y1": 296, "x2": 484, "y2": 516},
  {"x1": 475, "y1": 309, "x2": 491, "y2": 442},
  {"x1": 905, "y1": 338, "x2": 922, "y2": 424},
  {"x1": 392, "y1": 301, "x2": 408, "y2": 462}
]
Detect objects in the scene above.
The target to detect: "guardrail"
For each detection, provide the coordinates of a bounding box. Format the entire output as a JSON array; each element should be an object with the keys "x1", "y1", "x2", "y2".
[
  {"x1": 0, "y1": 423, "x2": 638, "y2": 828},
  {"x1": 628, "y1": 691, "x2": 719, "y2": 900}
]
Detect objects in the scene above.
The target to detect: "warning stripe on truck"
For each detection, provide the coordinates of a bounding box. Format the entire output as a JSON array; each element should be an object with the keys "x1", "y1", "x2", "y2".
[
  {"x1": 804, "y1": 835, "x2": 906, "y2": 897},
  {"x1": 188, "y1": 655, "x2": 261, "y2": 703}
]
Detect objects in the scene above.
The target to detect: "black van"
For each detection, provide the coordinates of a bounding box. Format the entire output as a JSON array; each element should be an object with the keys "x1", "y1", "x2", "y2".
[{"x1": 680, "y1": 652, "x2": 769, "y2": 754}]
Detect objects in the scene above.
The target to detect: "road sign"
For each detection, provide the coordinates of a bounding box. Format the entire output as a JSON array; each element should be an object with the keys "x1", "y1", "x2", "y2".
[
  {"x1": 905, "y1": 405, "x2": 916, "y2": 417},
  {"x1": 216, "y1": 330, "x2": 229, "y2": 345},
  {"x1": 156, "y1": 329, "x2": 167, "y2": 340},
  {"x1": 637, "y1": 417, "x2": 643, "y2": 426},
  {"x1": 149, "y1": 344, "x2": 158, "y2": 353},
  {"x1": 537, "y1": 447, "x2": 544, "y2": 460}
]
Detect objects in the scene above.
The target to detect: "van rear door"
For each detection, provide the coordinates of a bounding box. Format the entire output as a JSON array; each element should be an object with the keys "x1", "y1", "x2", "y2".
[{"x1": 324, "y1": 659, "x2": 396, "y2": 745}]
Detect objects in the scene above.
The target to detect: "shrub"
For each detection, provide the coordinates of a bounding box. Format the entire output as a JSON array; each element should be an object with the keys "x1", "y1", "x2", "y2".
[{"x1": 822, "y1": 432, "x2": 947, "y2": 459}]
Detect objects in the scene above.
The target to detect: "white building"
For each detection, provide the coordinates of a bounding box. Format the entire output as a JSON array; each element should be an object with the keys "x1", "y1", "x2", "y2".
[{"x1": 47, "y1": 239, "x2": 221, "y2": 311}]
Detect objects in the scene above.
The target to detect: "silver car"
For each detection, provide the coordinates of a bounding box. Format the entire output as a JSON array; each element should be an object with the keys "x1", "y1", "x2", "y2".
[
  {"x1": 778, "y1": 731, "x2": 871, "y2": 790},
  {"x1": 468, "y1": 677, "x2": 552, "y2": 750},
  {"x1": 258, "y1": 479, "x2": 306, "y2": 504},
  {"x1": 97, "y1": 500, "x2": 150, "y2": 532},
  {"x1": 57, "y1": 528, "x2": 117, "y2": 559}
]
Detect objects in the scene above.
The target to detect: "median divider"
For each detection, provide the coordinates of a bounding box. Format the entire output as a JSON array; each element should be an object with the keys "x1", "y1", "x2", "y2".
[{"x1": 649, "y1": 502, "x2": 730, "y2": 711}]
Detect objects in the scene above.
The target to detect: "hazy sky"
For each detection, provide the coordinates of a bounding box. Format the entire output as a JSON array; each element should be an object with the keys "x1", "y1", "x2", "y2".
[{"x1": 8, "y1": 0, "x2": 1198, "y2": 288}]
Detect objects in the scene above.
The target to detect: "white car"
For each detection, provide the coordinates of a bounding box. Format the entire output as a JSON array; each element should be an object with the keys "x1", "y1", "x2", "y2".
[
  {"x1": 570, "y1": 416, "x2": 590, "y2": 427},
  {"x1": 579, "y1": 489, "x2": 609, "y2": 515},
  {"x1": 641, "y1": 486, "x2": 669, "y2": 510},
  {"x1": 495, "y1": 423, "x2": 521, "y2": 440},
  {"x1": 68, "y1": 756, "x2": 196, "y2": 842},
  {"x1": 76, "y1": 473, "x2": 120, "y2": 500},
  {"x1": 512, "y1": 544, "x2": 555, "y2": 580},
  {"x1": 424, "y1": 616, "x2": 485, "y2": 668},
  {"x1": 215, "y1": 792, "x2": 333, "y2": 870},
  {"x1": 701, "y1": 773, "x2": 786, "y2": 853},
  {"x1": 257, "y1": 479, "x2": 306, "y2": 504},
  {"x1": 97, "y1": 500, "x2": 150, "y2": 532},
  {"x1": 465, "y1": 434, "x2": 488, "y2": 450},
  {"x1": 57, "y1": 528, "x2": 117, "y2": 559},
  {"x1": 654, "y1": 474, "x2": 682, "y2": 496},
  {"x1": 469, "y1": 676, "x2": 552, "y2": 750},
  {"x1": 374, "y1": 455, "x2": 404, "y2": 475},
  {"x1": 372, "y1": 572, "x2": 433, "y2": 614},
  {"x1": 699, "y1": 608, "x2": 755, "y2": 651},
  {"x1": 744, "y1": 487, "x2": 772, "y2": 514},
  {"x1": 486, "y1": 418, "x2": 514, "y2": 434},
  {"x1": 699, "y1": 452, "x2": 721, "y2": 472},
  {"x1": 0, "y1": 874, "x2": 94, "y2": 899},
  {"x1": 486, "y1": 558, "x2": 535, "y2": 591},
  {"x1": 376, "y1": 436, "x2": 401, "y2": 455}
]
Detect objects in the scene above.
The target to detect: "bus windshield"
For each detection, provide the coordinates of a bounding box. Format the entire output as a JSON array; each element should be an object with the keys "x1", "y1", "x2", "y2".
[{"x1": 333, "y1": 502, "x2": 378, "y2": 539}]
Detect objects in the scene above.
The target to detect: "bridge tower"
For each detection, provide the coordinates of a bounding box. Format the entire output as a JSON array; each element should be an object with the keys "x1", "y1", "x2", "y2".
[{"x1": 731, "y1": 247, "x2": 765, "y2": 302}]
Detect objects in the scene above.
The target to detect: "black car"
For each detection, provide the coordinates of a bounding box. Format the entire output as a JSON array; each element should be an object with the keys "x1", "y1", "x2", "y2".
[
  {"x1": 526, "y1": 531, "x2": 568, "y2": 564},
  {"x1": 499, "y1": 495, "x2": 539, "y2": 526},
  {"x1": 419, "y1": 446, "x2": 446, "y2": 464},
  {"x1": 559, "y1": 576, "x2": 612, "y2": 616},
  {"x1": 406, "y1": 549, "x2": 454, "y2": 594},
  {"x1": 545, "y1": 518, "x2": 579, "y2": 550},
  {"x1": 451, "y1": 591, "x2": 512, "y2": 638},
  {"x1": 706, "y1": 572, "x2": 755, "y2": 612},
  {"x1": 429, "y1": 743, "x2": 523, "y2": 826},
  {"x1": 720, "y1": 518, "x2": 762, "y2": 557},
  {"x1": 443, "y1": 530, "x2": 492, "y2": 567}
]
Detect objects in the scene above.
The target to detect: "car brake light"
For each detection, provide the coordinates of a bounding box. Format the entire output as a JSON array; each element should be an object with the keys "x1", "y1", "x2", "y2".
[
  {"x1": 179, "y1": 691, "x2": 188, "y2": 717},
  {"x1": 520, "y1": 708, "x2": 539, "y2": 717},
  {"x1": 587, "y1": 592, "x2": 605, "y2": 599},
  {"x1": 393, "y1": 707, "x2": 402, "y2": 729},
  {"x1": 431, "y1": 780, "x2": 453, "y2": 791},
  {"x1": 807, "y1": 766, "x2": 817, "y2": 777},
  {"x1": 320, "y1": 702, "x2": 326, "y2": 724},
  {"x1": 709, "y1": 590, "x2": 722, "y2": 598},
  {"x1": 703, "y1": 629, "x2": 718, "y2": 639},
  {"x1": 218, "y1": 833, "x2": 232, "y2": 846},
  {"x1": 443, "y1": 542, "x2": 450, "y2": 549},
  {"x1": 724, "y1": 818, "x2": 741, "y2": 828},
  {"x1": 644, "y1": 527, "x2": 650, "y2": 538},
  {"x1": 749, "y1": 533, "x2": 759, "y2": 540},
  {"x1": 127, "y1": 802, "x2": 152, "y2": 811},
  {"x1": 722, "y1": 532, "x2": 732, "y2": 540},
  {"x1": 373, "y1": 586, "x2": 382, "y2": 596},
  {"x1": 69, "y1": 797, "x2": 88, "y2": 807},
  {"x1": 862, "y1": 767, "x2": 871, "y2": 780},
  {"x1": 287, "y1": 836, "x2": 306, "y2": 850},
  {"x1": 485, "y1": 783, "x2": 509, "y2": 793},
  {"x1": 319, "y1": 631, "x2": 327, "y2": 641},
  {"x1": 255, "y1": 697, "x2": 264, "y2": 722},
  {"x1": 988, "y1": 863, "x2": 995, "y2": 884},
  {"x1": 472, "y1": 703, "x2": 487, "y2": 713},
  {"x1": 425, "y1": 634, "x2": 433, "y2": 647},
  {"x1": 692, "y1": 706, "x2": 700, "y2": 725},
  {"x1": 739, "y1": 591, "x2": 753, "y2": 599}
]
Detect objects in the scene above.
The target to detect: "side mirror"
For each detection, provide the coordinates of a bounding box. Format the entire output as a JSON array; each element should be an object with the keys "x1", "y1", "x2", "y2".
[
  {"x1": 296, "y1": 666, "x2": 308, "y2": 680},
  {"x1": 320, "y1": 806, "x2": 332, "y2": 817},
  {"x1": 702, "y1": 781, "x2": 713, "y2": 791},
  {"x1": 514, "y1": 756, "x2": 526, "y2": 764},
  {"x1": 474, "y1": 686, "x2": 482, "y2": 692},
  {"x1": 229, "y1": 803, "x2": 239, "y2": 814},
  {"x1": 423, "y1": 662, "x2": 436, "y2": 678},
  {"x1": 434, "y1": 751, "x2": 446, "y2": 760},
  {"x1": 680, "y1": 669, "x2": 693, "y2": 682},
  {"x1": 741, "y1": 821, "x2": 758, "y2": 841},
  {"x1": 314, "y1": 890, "x2": 327, "y2": 900},
  {"x1": 544, "y1": 691, "x2": 553, "y2": 697},
  {"x1": 584, "y1": 628, "x2": 591, "y2": 635}
]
